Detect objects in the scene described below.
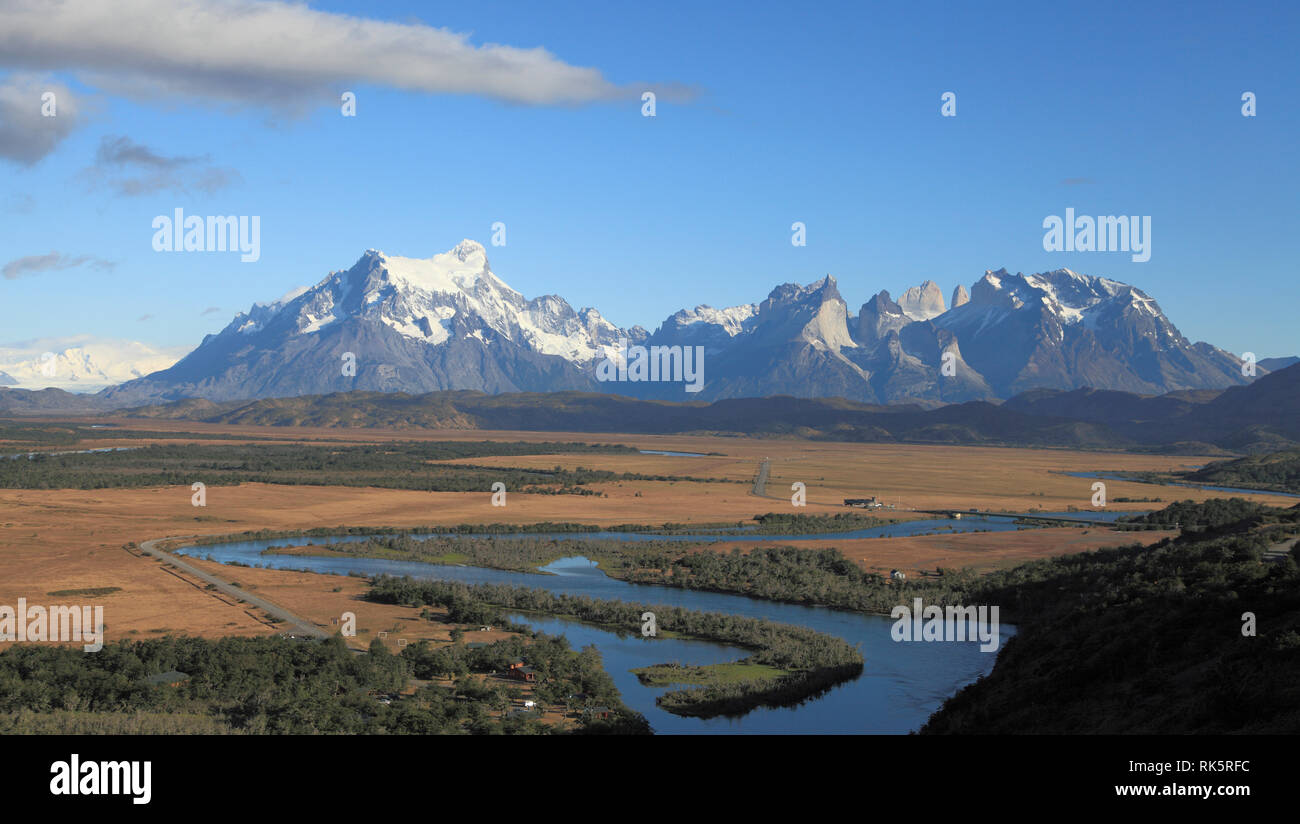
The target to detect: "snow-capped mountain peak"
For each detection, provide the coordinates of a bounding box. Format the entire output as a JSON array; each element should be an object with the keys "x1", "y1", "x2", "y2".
[
  {"x1": 379, "y1": 241, "x2": 493, "y2": 295},
  {"x1": 0, "y1": 337, "x2": 186, "y2": 392},
  {"x1": 219, "y1": 241, "x2": 624, "y2": 364},
  {"x1": 965, "y1": 267, "x2": 1141, "y2": 327},
  {"x1": 96, "y1": 250, "x2": 1255, "y2": 406}
]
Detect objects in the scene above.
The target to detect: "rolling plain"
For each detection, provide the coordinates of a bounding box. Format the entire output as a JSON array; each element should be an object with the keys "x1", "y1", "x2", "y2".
[{"x1": 6, "y1": 416, "x2": 1290, "y2": 653}]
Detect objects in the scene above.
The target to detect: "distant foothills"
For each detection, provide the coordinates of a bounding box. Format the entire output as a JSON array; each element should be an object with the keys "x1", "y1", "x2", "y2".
[
  {"x1": 2, "y1": 241, "x2": 1294, "y2": 407},
  {"x1": 5, "y1": 360, "x2": 1298, "y2": 455}
]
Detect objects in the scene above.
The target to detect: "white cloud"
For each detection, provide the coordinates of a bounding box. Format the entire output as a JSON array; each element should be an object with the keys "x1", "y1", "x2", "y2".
[{"x1": 0, "y1": 0, "x2": 690, "y2": 108}]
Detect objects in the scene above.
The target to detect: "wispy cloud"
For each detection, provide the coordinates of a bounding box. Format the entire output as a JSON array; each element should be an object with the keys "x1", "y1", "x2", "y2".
[
  {"x1": 3, "y1": 193, "x2": 35, "y2": 213},
  {"x1": 200, "y1": 306, "x2": 221, "y2": 315},
  {"x1": 81, "y1": 135, "x2": 240, "y2": 196},
  {"x1": 2, "y1": 251, "x2": 114, "y2": 279},
  {"x1": 0, "y1": 0, "x2": 696, "y2": 108},
  {"x1": 0, "y1": 74, "x2": 82, "y2": 164},
  {"x1": 136, "y1": 313, "x2": 153, "y2": 322}
]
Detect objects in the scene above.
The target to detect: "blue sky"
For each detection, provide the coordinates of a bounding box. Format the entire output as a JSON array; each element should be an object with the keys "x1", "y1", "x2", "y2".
[{"x1": 2, "y1": 0, "x2": 1296, "y2": 358}]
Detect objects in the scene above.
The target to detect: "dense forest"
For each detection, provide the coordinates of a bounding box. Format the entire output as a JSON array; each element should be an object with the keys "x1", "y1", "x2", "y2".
[
  {"x1": 0, "y1": 423, "x2": 294, "y2": 447},
  {"x1": 922, "y1": 499, "x2": 1300, "y2": 733},
  {"x1": 0, "y1": 440, "x2": 735, "y2": 491},
  {"x1": 0, "y1": 632, "x2": 646, "y2": 734},
  {"x1": 367, "y1": 576, "x2": 863, "y2": 717},
  {"x1": 1128, "y1": 496, "x2": 1271, "y2": 529},
  {"x1": 1184, "y1": 449, "x2": 1300, "y2": 494},
  {"x1": 750, "y1": 511, "x2": 894, "y2": 534}
]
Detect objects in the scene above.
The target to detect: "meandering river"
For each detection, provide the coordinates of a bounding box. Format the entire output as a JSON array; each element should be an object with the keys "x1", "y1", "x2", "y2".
[{"x1": 178, "y1": 521, "x2": 1017, "y2": 734}]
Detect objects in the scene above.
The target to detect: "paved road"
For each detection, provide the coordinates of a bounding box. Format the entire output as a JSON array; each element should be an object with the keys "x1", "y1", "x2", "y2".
[
  {"x1": 751, "y1": 458, "x2": 770, "y2": 498},
  {"x1": 137, "y1": 536, "x2": 329, "y2": 639}
]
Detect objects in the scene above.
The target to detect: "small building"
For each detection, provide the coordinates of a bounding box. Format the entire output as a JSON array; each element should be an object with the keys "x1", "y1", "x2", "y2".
[
  {"x1": 845, "y1": 496, "x2": 883, "y2": 508},
  {"x1": 889, "y1": 569, "x2": 906, "y2": 581},
  {"x1": 505, "y1": 665, "x2": 537, "y2": 683},
  {"x1": 506, "y1": 708, "x2": 541, "y2": 720},
  {"x1": 142, "y1": 670, "x2": 190, "y2": 688}
]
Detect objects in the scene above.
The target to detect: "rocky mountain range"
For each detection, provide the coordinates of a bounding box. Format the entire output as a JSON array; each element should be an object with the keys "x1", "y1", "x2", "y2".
[{"x1": 17, "y1": 240, "x2": 1280, "y2": 405}]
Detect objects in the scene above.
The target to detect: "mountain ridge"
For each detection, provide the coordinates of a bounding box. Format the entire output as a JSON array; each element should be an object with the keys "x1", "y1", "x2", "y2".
[{"x1": 11, "y1": 241, "x2": 1288, "y2": 406}]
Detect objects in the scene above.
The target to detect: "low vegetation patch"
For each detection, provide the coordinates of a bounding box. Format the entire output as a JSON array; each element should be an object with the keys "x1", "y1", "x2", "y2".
[
  {"x1": 45, "y1": 586, "x2": 122, "y2": 598},
  {"x1": 0, "y1": 440, "x2": 738, "y2": 492},
  {"x1": 632, "y1": 661, "x2": 791, "y2": 687}
]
